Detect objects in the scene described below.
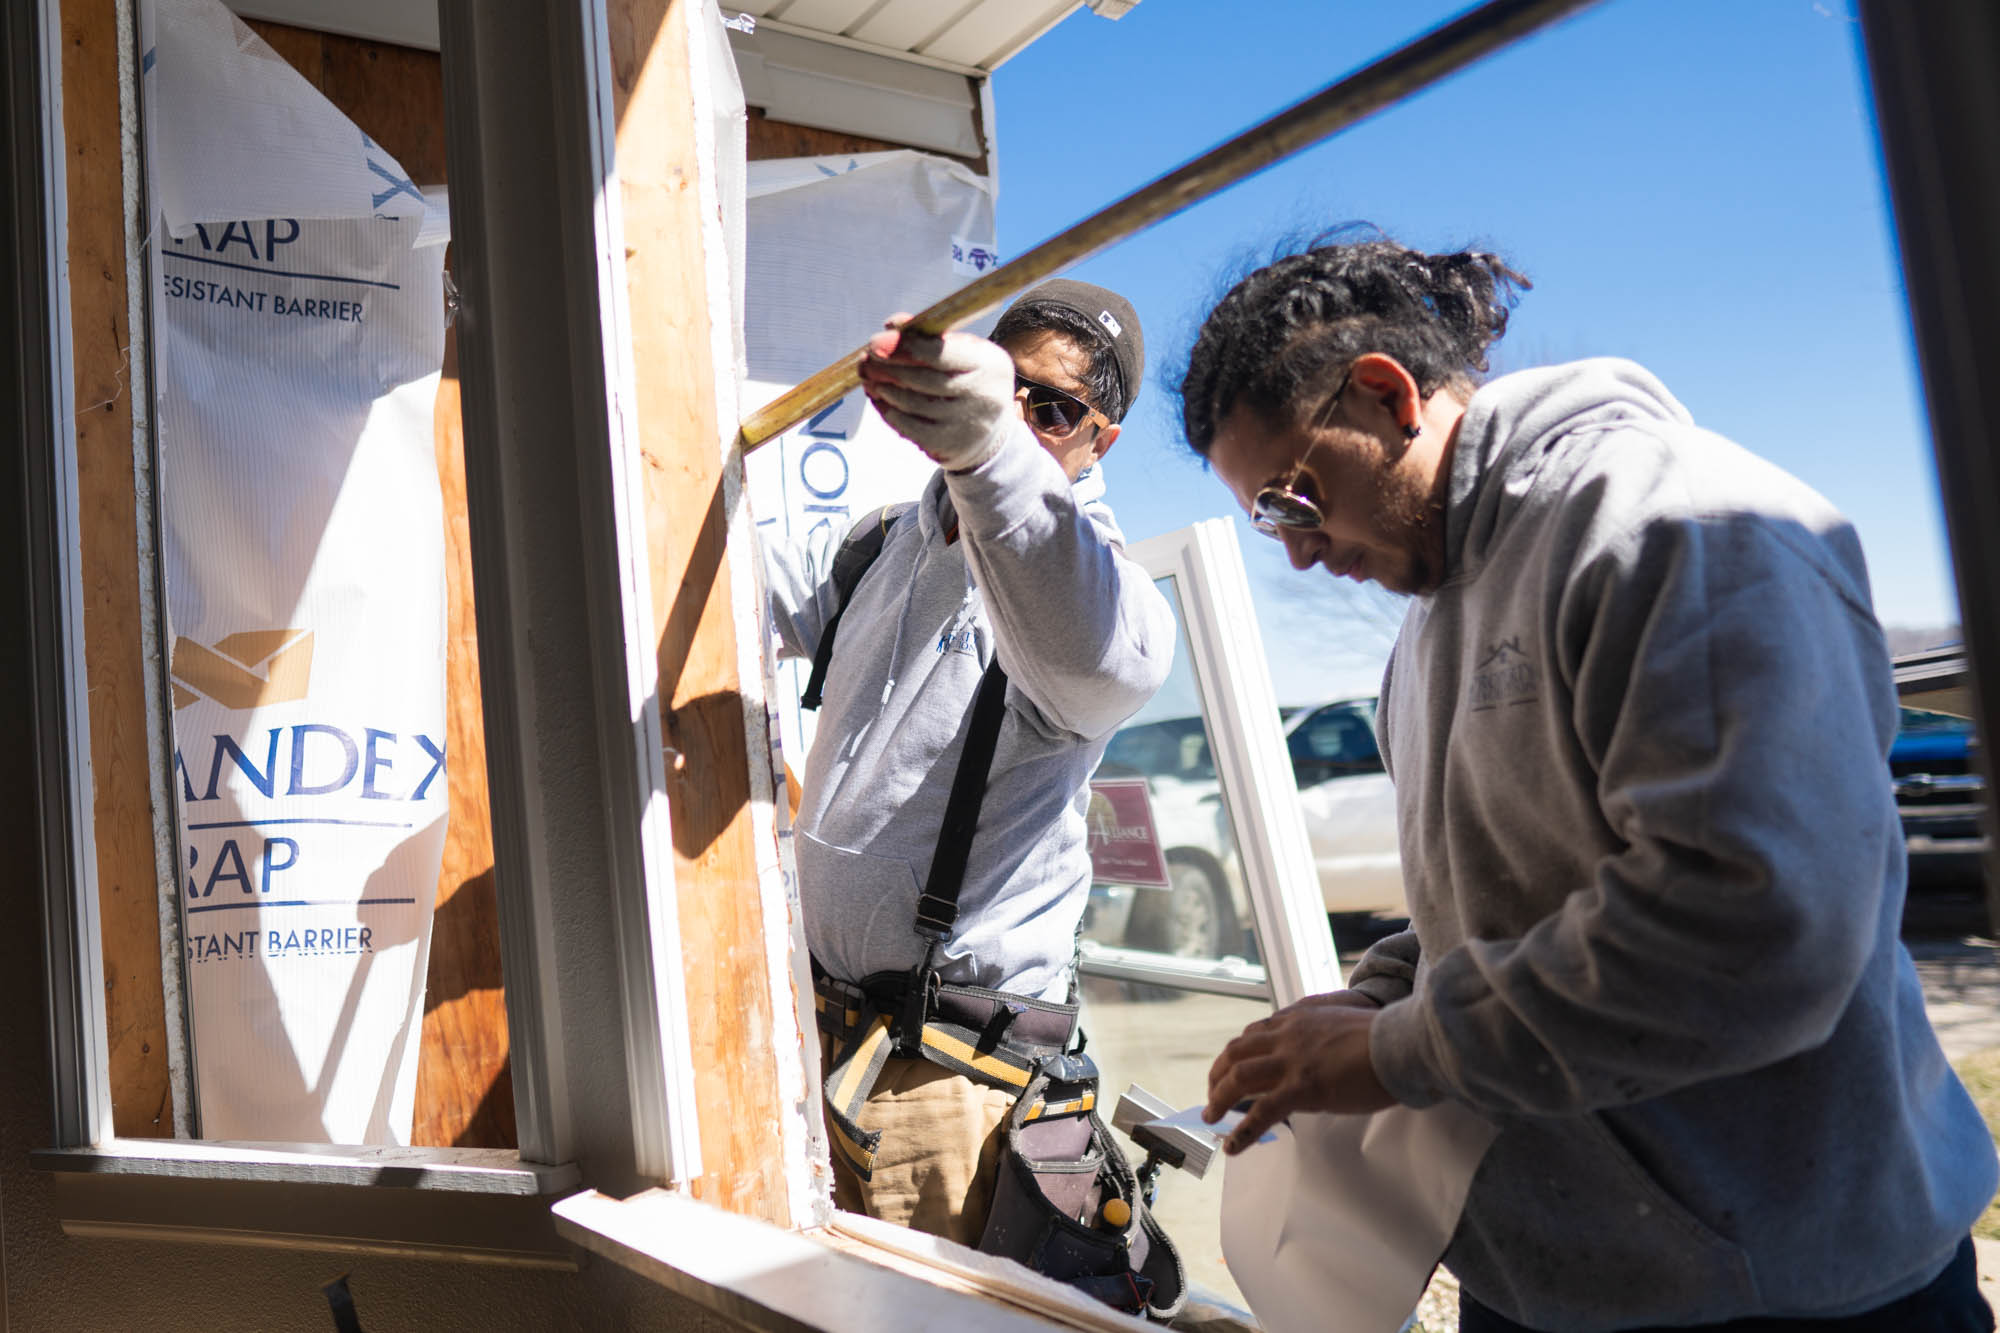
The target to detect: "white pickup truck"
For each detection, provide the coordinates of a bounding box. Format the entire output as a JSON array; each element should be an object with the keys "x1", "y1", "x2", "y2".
[{"x1": 1083, "y1": 698, "x2": 1409, "y2": 962}]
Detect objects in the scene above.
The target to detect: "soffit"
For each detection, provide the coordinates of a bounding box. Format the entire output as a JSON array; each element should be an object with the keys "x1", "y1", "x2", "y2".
[
  {"x1": 731, "y1": 0, "x2": 1092, "y2": 74},
  {"x1": 221, "y1": 1, "x2": 1126, "y2": 73},
  {"x1": 219, "y1": 0, "x2": 1140, "y2": 160}
]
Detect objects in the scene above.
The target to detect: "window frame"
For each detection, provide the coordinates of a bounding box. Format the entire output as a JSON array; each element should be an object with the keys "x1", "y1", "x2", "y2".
[
  {"x1": 1081, "y1": 520, "x2": 1343, "y2": 1009},
  {"x1": 27, "y1": 0, "x2": 714, "y2": 1227},
  {"x1": 17, "y1": 0, "x2": 112, "y2": 1157}
]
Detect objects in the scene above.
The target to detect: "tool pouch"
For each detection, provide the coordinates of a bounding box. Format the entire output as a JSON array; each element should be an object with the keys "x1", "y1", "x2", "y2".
[{"x1": 978, "y1": 1056, "x2": 1187, "y2": 1321}]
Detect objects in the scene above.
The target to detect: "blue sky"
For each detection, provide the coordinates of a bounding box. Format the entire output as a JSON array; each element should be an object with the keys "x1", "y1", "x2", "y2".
[{"x1": 990, "y1": 0, "x2": 1955, "y2": 702}]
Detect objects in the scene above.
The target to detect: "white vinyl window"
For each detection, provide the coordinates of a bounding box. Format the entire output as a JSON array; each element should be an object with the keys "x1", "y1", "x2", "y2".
[
  {"x1": 1079, "y1": 518, "x2": 1342, "y2": 1005},
  {"x1": 1074, "y1": 517, "x2": 1340, "y2": 1310}
]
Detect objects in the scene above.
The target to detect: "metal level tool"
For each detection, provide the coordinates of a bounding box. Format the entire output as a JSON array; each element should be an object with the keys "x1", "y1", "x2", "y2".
[
  {"x1": 735, "y1": 0, "x2": 1601, "y2": 453},
  {"x1": 1113, "y1": 1083, "x2": 1226, "y2": 1205}
]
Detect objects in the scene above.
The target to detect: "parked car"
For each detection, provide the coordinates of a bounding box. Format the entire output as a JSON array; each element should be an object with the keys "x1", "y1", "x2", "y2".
[
  {"x1": 1081, "y1": 698, "x2": 1413, "y2": 960},
  {"x1": 1085, "y1": 689, "x2": 1992, "y2": 962},
  {"x1": 1893, "y1": 705, "x2": 1989, "y2": 889},
  {"x1": 1281, "y1": 696, "x2": 1990, "y2": 916},
  {"x1": 1281, "y1": 698, "x2": 1408, "y2": 917}
]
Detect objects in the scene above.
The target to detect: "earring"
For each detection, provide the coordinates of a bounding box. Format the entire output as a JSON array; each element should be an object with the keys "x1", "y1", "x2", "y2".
[{"x1": 1402, "y1": 421, "x2": 1422, "y2": 441}]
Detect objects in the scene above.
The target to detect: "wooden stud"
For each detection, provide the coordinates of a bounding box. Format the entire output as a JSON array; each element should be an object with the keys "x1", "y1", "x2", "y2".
[
  {"x1": 605, "y1": 0, "x2": 790, "y2": 1223},
  {"x1": 64, "y1": 0, "x2": 174, "y2": 1139}
]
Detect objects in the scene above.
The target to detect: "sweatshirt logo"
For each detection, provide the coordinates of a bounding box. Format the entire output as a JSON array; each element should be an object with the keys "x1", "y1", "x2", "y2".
[{"x1": 1470, "y1": 636, "x2": 1539, "y2": 711}]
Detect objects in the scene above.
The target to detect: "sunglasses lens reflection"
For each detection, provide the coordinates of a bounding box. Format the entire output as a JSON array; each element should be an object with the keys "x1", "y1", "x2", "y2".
[
  {"x1": 1025, "y1": 393, "x2": 1083, "y2": 434},
  {"x1": 1252, "y1": 487, "x2": 1321, "y2": 536},
  {"x1": 1016, "y1": 376, "x2": 1095, "y2": 438}
]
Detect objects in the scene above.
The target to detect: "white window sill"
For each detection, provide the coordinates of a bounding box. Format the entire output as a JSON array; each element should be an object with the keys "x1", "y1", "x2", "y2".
[
  {"x1": 34, "y1": 1141, "x2": 582, "y2": 1267},
  {"x1": 552, "y1": 1188, "x2": 1261, "y2": 1333},
  {"x1": 33, "y1": 1139, "x2": 579, "y2": 1194}
]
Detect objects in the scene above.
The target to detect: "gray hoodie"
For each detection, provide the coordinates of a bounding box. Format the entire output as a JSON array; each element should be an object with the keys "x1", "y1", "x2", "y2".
[
  {"x1": 766, "y1": 422, "x2": 1175, "y2": 1001},
  {"x1": 1353, "y1": 359, "x2": 1995, "y2": 1330}
]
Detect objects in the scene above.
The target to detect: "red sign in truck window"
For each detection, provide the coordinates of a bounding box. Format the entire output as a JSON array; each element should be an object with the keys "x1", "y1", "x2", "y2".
[{"x1": 1086, "y1": 777, "x2": 1171, "y2": 889}]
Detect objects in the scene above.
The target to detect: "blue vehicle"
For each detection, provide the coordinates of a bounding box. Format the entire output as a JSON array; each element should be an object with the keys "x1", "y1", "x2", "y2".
[{"x1": 1892, "y1": 706, "x2": 1988, "y2": 888}]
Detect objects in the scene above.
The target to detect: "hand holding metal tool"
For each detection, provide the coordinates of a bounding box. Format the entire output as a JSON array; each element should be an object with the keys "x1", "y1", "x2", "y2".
[
  {"x1": 1112, "y1": 1084, "x2": 1224, "y2": 1206},
  {"x1": 1204, "y1": 991, "x2": 1395, "y2": 1155}
]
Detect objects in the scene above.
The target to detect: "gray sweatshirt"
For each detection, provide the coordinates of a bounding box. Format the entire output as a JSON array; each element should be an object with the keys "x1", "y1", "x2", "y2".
[
  {"x1": 1353, "y1": 359, "x2": 1995, "y2": 1330},
  {"x1": 766, "y1": 422, "x2": 1175, "y2": 1001}
]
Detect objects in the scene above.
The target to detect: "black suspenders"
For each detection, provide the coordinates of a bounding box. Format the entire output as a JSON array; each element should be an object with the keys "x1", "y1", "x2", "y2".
[
  {"x1": 913, "y1": 659, "x2": 1010, "y2": 942},
  {"x1": 800, "y1": 503, "x2": 1079, "y2": 1182}
]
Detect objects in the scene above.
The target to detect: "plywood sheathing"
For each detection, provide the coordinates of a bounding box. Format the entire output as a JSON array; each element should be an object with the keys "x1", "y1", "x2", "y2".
[
  {"x1": 745, "y1": 103, "x2": 989, "y2": 175},
  {"x1": 607, "y1": 0, "x2": 790, "y2": 1223},
  {"x1": 417, "y1": 324, "x2": 516, "y2": 1149}
]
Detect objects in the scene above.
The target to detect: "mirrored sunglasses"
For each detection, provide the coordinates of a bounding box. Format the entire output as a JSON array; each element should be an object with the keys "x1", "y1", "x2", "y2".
[
  {"x1": 1015, "y1": 374, "x2": 1110, "y2": 439},
  {"x1": 1249, "y1": 370, "x2": 1347, "y2": 538},
  {"x1": 1250, "y1": 481, "x2": 1325, "y2": 537}
]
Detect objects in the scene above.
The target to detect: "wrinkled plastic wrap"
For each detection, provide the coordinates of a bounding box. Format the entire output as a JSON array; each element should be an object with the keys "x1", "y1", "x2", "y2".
[
  {"x1": 146, "y1": 0, "x2": 449, "y2": 1144},
  {"x1": 741, "y1": 150, "x2": 999, "y2": 761}
]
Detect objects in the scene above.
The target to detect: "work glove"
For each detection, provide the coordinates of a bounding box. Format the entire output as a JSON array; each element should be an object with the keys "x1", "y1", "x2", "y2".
[{"x1": 859, "y1": 317, "x2": 1017, "y2": 472}]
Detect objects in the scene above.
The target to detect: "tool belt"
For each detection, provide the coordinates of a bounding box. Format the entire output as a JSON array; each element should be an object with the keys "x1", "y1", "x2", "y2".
[
  {"x1": 811, "y1": 961, "x2": 1084, "y2": 1181},
  {"x1": 982, "y1": 1064, "x2": 1186, "y2": 1317},
  {"x1": 812, "y1": 960, "x2": 1184, "y2": 1319},
  {"x1": 801, "y1": 655, "x2": 1186, "y2": 1319}
]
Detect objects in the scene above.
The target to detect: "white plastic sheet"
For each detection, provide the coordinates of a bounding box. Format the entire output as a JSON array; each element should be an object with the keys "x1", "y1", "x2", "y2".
[
  {"x1": 1220, "y1": 1104, "x2": 1497, "y2": 1333},
  {"x1": 146, "y1": 0, "x2": 449, "y2": 1144},
  {"x1": 742, "y1": 150, "x2": 999, "y2": 760}
]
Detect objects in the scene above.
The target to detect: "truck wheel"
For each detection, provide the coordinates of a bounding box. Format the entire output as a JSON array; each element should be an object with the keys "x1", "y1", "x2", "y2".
[{"x1": 1127, "y1": 854, "x2": 1237, "y2": 959}]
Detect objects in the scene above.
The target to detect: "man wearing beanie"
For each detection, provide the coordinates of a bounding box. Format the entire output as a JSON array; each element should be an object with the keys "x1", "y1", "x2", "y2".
[{"x1": 764, "y1": 281, "x2": 1174, "y2": 1243}]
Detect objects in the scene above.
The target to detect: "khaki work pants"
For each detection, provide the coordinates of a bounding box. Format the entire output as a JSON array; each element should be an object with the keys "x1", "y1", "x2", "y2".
[{"x1": 820, "y1": 1032, "x2": 1016, "y2": 1246}]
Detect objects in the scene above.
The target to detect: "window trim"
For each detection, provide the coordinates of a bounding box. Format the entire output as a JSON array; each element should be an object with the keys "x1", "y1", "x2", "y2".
[
  {"x1": 29, "y1": 0, "x2": 712, "y2": 1209},
  {"x1": 22, "y1": 0, "x2": 115, "y2": 1155},
  {"x1": 551, "y1": 1188, "x2": 1154, "y2": 1333},
  {"x1": 1119, "y1": 521, "x2": 1345, "y2": 1008},
  {"x1": 1858, "y1": 0, "x2": 2000, "y2": 921},
  {"x1": 31, "y1": 1140, "x2": 581, "y2": 1194}
]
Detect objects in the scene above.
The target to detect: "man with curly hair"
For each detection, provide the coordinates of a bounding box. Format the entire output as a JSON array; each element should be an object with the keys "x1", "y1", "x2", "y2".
[{"x1": 1191, "y1": 232, "x2": 1995, "y2": 1332}]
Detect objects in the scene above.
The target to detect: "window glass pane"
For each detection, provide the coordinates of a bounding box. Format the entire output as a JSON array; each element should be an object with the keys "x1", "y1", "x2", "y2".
[
  {"x1": 1082, "y1": 576, "x2": 1260, "y2": 969},
  {"x1": 1079, "y1": 976, "x2": 1266, "y2": 1310},
  {"x1": 1080, "y1": 571, "x2": 1268, "y2": 1310}
]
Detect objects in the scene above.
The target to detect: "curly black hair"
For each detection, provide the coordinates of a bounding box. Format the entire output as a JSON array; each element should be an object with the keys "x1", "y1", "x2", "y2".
[
  {"x1": 991, "y1": 301, "x2": 1130, "y2": 424},
  {"x1": 1176, "y1": 227, "x2": 1529, "y2": 456}
]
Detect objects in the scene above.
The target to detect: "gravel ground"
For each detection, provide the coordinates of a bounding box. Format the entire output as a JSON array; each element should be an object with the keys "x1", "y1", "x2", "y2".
[{"x1": 1409, "y1": 1265, "x2": 1462, "y2": 1331}]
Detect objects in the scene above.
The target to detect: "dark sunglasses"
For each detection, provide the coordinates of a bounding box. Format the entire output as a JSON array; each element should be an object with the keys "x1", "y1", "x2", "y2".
[
  {"x1": 1015, "y1": 374, "x2": 1111, "y2": 439},
  {"x1": 1251, "y1": 464, "x2": 1325, "y2": 537},
  {"x1": 1250, "y1": 370, "x2": 1349, "y2": 538}
]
